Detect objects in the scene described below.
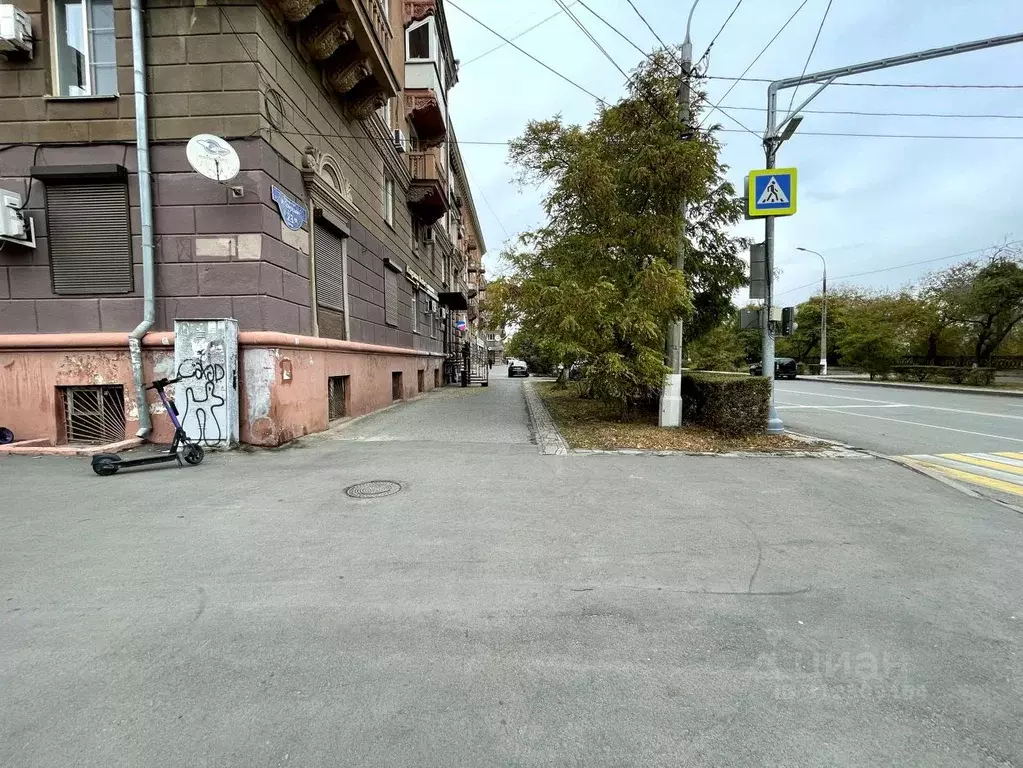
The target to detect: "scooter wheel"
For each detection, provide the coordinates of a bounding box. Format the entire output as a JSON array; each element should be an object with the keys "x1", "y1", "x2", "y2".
[
  {"x1": 183, "y1": 444, "x2": 205, "y2": 465},
  {"x1": 92, "y1": 456, "x2": 120, "y2": 476}
]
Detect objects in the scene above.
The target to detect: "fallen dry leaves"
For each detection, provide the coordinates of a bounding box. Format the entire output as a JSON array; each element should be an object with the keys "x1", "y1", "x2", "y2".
[{"x1": 536, "y1": 382, "x2": 822, "y2": 453}]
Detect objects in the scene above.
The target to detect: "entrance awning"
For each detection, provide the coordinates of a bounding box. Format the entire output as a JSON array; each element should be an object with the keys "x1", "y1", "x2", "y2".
[{"x1": 438, "y1": 291, "x2": 469, "y2": 310}]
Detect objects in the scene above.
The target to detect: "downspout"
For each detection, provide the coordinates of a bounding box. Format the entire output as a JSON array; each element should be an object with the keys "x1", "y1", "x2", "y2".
[{"x1": 128, "y1": 0, "x2": 155, "y2": 438}]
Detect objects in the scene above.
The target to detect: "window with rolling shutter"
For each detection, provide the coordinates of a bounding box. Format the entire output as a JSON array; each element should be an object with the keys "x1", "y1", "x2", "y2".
[
  {"x1": 46, "y1": 181, "x2": 133, "y2": 295},
  {"x1": 314, "y1": 222, "x2": 345, "y2": 313},
  {"x1": 384, "y1": 268, "x2": 398, "y2": 327}
]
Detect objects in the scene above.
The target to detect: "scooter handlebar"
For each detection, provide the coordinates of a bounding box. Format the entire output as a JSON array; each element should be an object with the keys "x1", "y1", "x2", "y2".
[{"x1": 146, "y1": 376, "x2": 186, "y2": 390}]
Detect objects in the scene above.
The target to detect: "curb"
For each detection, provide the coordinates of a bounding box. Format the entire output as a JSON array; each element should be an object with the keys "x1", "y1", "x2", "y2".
[
  {"x1": 876, "y1": 452, "x2": 1023, "y2": 516},
  {"x1": 797, "y1": 376, "x2": 1023, "y2": 398},
  {"x1": 521, "y1": 380, "x2": 570, "y2": 456}
]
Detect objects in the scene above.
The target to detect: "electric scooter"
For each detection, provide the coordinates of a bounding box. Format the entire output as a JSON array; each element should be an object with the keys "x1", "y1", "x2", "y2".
[{"x1": 91, "y1": 376, "x2": 205, "y2": 475}]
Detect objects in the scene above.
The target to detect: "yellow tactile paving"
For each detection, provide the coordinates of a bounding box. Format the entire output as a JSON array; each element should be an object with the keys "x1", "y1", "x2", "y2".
[
  {"x1": 939, "y1": 454, "x2": 1023, "y2": 476},
  {"x1": 901, "y1": 452, "x2": 1023, "y2": 498}
]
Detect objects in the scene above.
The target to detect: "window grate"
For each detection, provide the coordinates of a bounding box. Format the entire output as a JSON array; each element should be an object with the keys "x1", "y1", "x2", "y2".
[
  {"x1": 327, "y1": 375, "x2": 348, "y2": 421},
  {"x1": 384, "y1": 268, "x2": 398, "y2": 326},
  {"x1": 391, "y1": 371, "x2": 403, "y2": 401},
  {"x1": 59, "y1": 385, "x2": 125, "y2": 444}
]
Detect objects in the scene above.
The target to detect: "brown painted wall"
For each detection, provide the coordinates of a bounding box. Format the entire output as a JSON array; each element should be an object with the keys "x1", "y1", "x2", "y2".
[{"x1": 0, "y1": 0, "x2": 454, "y2": 354}]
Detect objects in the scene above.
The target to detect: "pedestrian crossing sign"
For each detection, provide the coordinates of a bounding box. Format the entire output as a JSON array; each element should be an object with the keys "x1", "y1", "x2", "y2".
[{"x1": 748, "y1": 167, "x2": 797, "y2": 217}]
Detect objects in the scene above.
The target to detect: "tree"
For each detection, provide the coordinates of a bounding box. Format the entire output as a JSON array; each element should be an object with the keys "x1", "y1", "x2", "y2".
[
  {"x1": 839, "y1": 316, "x2": 901, "y2": 379},
  {"x1": 501, "y1": 50, "x2": 747, "y2": 415},
  {"x1": 918, "y1": 248, "x2": 1023, "y2": 363},
  {"x1": 688, "y1": 314, "x2": 745, "y2": 372},
  {"x1": 962, "y1": 252, "x2": 1023, "y2": 363}
]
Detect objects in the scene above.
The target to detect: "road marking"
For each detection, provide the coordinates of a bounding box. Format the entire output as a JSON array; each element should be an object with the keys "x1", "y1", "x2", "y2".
[
  {"x1": 998, "y1": 452, "x2": 1023, "y2": 460},
  {"x1": 776, "y1": 404, "x2": 904, "y2": 409},
  {"x1": 778, "y1": 388, "x2": 1023, "y2": 422},
  {"x1": 945, "y1": 454, "x2": 1023, "y2": 476},
  {"x1": 902, "y1": 456, "x2": 1023, "y2": 498},
  {"x1": 812, "y1": 407, "x2": 1023, "y2": 443},
  {"x1": 776, "y1": 389, "x2": 892, "y2": 404}
]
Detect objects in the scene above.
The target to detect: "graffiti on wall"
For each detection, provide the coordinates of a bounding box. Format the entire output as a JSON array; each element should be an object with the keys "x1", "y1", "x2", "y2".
[{"x1": 176, "y1": 349, "x2": 227, "y2": 446}]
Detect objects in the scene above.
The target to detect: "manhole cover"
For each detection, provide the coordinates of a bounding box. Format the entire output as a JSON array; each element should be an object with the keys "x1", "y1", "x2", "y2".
[{"x1": 345, "y1": 480, "x2": 402, "y2": 499}]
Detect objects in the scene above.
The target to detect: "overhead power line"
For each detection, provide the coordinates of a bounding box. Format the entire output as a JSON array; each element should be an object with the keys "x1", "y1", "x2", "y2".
[
  {"x1": 460, "y1": 2, "x2": 580, "y2": 67},
  {"x1": 713, "y1": 104, "x2": 1023, "y2": 120},
  {"x1": 705, "y1": 74, "x2": 1023, "y2": 89},
  {"x1": 785, "y1": 0, "x2": 835, "y2": 116},
  {"x1": 776, "y1": 239, "x2": 1023, "y2": 297},
  {"x1": 447, "y1": 0, "x2": 609, "y2": 105},
  {"x1": 698, "y1": 0, "x2": 811, "y2": 129},
  {"x1": 623, "y1": 0, "x2": 675, "y2": 59},
  {"x1": 698, "y1": 0, "x2": 745, "y2": 66}
]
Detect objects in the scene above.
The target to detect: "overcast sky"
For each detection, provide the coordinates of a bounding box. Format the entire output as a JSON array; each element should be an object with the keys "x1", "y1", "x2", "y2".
[{"x1": 444, "y1": 0, "x2": 1023, "y2": 305}]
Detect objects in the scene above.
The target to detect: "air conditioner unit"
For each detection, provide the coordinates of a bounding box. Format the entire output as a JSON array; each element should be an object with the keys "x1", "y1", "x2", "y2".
[
  {"x1": 392, "y1": 128, "x2": 408, "y2": 154},
  {"x1": 0, "y1": 6, "x2": 32, "y2": 58},
  {"x1": 0, "y1": 188, "x2": 34, "y2": 247}
]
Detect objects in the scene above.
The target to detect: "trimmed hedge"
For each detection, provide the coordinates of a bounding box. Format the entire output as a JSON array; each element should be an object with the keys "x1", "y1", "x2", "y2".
[
  {"x1": 889, "y1": 365, "x2": 996, "y2": 386},
  {"x1": 680, "y1": 373, "x2": 772, "y2": 437}
]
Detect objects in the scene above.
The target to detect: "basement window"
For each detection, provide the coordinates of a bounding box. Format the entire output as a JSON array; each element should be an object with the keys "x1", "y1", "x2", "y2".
[
  {"x1": 327, "y1": 375, "x2": 349, "y2": 421},
  {"x1": 52, "y1": 0, "x2": 117, "y2": 97},
  {"x1": 59, "y1": 385, "x2": 125, "y2": 444}
]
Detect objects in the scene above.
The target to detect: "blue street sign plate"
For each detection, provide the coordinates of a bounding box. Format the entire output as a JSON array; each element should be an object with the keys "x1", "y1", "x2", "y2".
[
  {"x1": 271, "y1": 185, "x2": 308, "y2": 231},
  {"x1": 747, "y1": 168, "x2": 797, "y2": 217}
]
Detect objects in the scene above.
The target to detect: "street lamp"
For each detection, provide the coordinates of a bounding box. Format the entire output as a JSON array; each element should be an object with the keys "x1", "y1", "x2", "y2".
[{"x1": 796, "y1": 247, "x2": 827, "y2": 376}]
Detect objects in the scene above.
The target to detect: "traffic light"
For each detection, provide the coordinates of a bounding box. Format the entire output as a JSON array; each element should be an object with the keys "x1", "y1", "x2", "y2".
[{"x1": 781, "y1": 306, "x2": 797, "y2": 336}]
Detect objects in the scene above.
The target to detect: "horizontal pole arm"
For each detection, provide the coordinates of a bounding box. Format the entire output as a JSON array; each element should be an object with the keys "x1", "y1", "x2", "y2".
[{"x1": 769, "y1": 31, "x2": 1023, "y2": 92}]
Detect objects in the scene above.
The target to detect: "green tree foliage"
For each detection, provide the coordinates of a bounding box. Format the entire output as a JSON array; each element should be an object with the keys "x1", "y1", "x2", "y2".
[
  {"x1": 839, "y1": 316, "x2": 901, "y2": 379},
  {"x1": 689, "y1": 314, "x2": 746, "y2": 372},
  {"x1": 498, "y1": 50, "x2": 747, "y2": 415}
]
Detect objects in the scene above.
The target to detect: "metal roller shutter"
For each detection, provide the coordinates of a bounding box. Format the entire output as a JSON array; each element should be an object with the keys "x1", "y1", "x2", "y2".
[
  {"x1": 314, "y1": 222, "x2": 345, "y2": 313},
  {"x1": 46, "y1": 182, "x2": 133, "y2": 295},
  {"x1": 384, "y1": 268, "x2": 398, "y2": 327}
]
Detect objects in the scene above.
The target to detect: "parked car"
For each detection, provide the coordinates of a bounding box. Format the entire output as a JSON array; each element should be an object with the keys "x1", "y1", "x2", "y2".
[
  {"x1": 749, "y1": 357, "x2": 798, "y2": 379},
  {"x1": 508, "y1": 360, "x2": 529, "y2": 378}
]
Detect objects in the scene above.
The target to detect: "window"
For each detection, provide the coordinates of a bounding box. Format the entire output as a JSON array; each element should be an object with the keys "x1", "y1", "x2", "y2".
[
  {"x1": 391, "y1": 371, "x2": 403, "y2": 401},
  {"x1": 52, "y1": 0, "x2": 117, "y2": 97},
  {"x1": 410, "y1": 288, "x2": 418, "y2": 334},
  {"x1": 382, "y1": 177, "x2": 394, "y2": 227},
  {"x1": 327, "y1": 375, "x2": 349, "y2": 421},
  {"x1": 407, "y1": 19, "x2": 432, "y2": 60},
  {"x1": 44, "y1": 175, "x2": 132, "y2": 294},
  {"x1": 384, "y1": 267, "x2": 399, "y2": 326},
  {"x1": 378, "y1": 97, "x2": 391, "y2": 129},
  {"x1": 314, "y1": 221, "x2": 346, "y2": 340}
]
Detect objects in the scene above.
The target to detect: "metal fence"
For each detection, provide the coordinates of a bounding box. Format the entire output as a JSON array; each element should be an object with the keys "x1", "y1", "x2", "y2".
[{"x1": 895, "y1": 355, "x2": 1023, "y2": 370}]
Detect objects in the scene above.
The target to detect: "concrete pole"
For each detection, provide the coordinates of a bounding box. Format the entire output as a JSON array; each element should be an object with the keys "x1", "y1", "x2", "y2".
[
  {"x1": 658, "y1": 0, "x2": 700, "y2": 428},
  {"x1": 761, "y1": 88, "x2": 784, "y2": 435}
]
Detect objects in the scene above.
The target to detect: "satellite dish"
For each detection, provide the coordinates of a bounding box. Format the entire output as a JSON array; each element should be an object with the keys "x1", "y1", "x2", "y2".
[{"x1": 186, "y1": 134, "x2": 240, "y2": 182}]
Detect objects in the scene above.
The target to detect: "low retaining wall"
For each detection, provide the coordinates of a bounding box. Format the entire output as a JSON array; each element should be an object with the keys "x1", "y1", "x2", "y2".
[{"x1": 0, "y1": 332, "x2": 445, "y2": 449}]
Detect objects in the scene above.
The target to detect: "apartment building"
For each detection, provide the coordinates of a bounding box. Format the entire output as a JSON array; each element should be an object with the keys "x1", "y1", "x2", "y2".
[{"x1": 0, "y1": 0, "x2": 487, "y2": 448}]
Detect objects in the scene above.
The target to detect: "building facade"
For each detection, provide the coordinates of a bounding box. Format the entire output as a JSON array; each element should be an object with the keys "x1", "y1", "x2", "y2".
[{"x1": 0, "y1": 0, "x2": 487, "y2": 448}]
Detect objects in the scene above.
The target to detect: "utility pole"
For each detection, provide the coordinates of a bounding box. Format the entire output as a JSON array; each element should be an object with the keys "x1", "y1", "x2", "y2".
[
  {"x1": 659, "y1": 0, "x2": 701, "y2": 428},
  {"x1": 760, "y1": 30, "x2": 1023, "y2": 434},
  {"x1": 797, "y1": 247, "x2": 827, "y2": 376}
]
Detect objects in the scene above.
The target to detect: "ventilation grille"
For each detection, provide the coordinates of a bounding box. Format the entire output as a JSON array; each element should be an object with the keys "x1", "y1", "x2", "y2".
[
  {"x1": 328, "y1": 375, "x2": 348, "y2": 421},
  {"x1": 60, "y1": 385, "x2": 126, "y2": 444},
  {"x1": 315, "y1": 223, "x2": 345, "y2": 314},
  {"x1": 46, "y1": 182, "x2": 133, "y2": 295}
]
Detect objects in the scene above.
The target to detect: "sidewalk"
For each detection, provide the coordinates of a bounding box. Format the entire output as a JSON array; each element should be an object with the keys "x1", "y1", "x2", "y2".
[{"x1": 2, "y1": 377, "x2": 1021, "y2": 767}]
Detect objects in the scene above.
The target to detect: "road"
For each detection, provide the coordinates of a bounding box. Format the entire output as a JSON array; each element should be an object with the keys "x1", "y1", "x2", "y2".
[
  {"x1": 775, "y1": 379, "x2": 1023, "y2": 455},
  {"x1": 2, "y1": 369, "x2": 1022, "y2": 766}
]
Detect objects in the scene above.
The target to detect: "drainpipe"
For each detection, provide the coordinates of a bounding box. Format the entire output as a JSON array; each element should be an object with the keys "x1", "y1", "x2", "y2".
[{"x1": 128, "y1": 0, "x2": 155, "y2": 438}]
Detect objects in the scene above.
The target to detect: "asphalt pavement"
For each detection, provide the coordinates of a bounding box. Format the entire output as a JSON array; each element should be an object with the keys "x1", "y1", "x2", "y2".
[
  {"x1": 774, "y1": 378, "x2": 1023, "y2": 455},
  {"x1": 2, "y1": 368, "x2": 1022, "y2": 767}
]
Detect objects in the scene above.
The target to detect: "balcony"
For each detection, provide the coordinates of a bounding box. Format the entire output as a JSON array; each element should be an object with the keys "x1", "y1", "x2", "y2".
[
  {"x1": 404, "y1": 85, "x2": 445, "y2": 148},
  {"x1": 407, "y1": 150, "x2": 448, "y2": 225},
  {"x1": 265, "y1": 0, "x2": 400, "y2": 120}
]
